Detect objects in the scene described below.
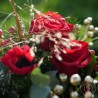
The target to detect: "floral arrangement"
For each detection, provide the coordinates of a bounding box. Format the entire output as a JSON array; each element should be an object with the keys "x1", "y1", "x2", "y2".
[{"x1": 0, "y1": 0, "x2": 98, "y2": 98}]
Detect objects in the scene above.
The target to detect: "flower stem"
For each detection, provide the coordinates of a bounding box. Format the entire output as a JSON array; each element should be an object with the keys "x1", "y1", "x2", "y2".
[{"x1": 9, "y1": 0, "x2": 24, "y2": 41}]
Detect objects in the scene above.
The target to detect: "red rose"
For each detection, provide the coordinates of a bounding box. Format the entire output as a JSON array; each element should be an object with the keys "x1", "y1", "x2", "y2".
[
  {"x1": 51, "y1": 40, "x2": 92, "y2": 77},
  {"x1": 29, "y1": 11, "x2": 74, "y2": 34},
  {"x1": 1, "y1": 45, "x2": 36, "y2": 75}
]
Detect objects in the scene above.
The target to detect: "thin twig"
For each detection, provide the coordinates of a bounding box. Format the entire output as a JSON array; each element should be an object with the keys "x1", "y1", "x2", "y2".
[{"x1": 9, "y1": 0, "x2": 25, "y2": 41}]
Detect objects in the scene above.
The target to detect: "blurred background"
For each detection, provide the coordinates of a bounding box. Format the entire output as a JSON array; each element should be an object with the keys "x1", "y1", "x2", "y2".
[{"x1": 0, "y1": 0, "x2": 98, "y2": 26}]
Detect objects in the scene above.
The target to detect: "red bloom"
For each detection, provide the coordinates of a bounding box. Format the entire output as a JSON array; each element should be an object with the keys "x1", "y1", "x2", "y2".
[
  {"x1": 51, "y1": 40, "x2": 92, "y2": 77},
  {"x1": 29, "y1": 11, "x2": 74, "y2": 34},
  {"x1": 1, "y1": 45, "x2": 36, "y2": 75}
]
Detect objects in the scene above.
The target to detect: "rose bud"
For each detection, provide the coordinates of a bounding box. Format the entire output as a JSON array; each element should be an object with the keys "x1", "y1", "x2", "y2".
[
  {"x1": 84, "y1": 76, "x2": 93, "y2": 83},
  {"x1": 9, "y1": 26, "x2": 16, "y2": 33},
  {"x1": 70, "y1": 91, "x2": 78, "y2": 98},
  {"x1": 84, "y1": 91, "x2": 94, "y2": 98},
  {"x1": 59, "y1": 73, "x2": 68, "y2": 82},
  {"x1": 70, "y1": 74, "x2": 81, "y2": 86},
  {"x1": 54, "y1": 85, "x2": 64, "y2": 95}
]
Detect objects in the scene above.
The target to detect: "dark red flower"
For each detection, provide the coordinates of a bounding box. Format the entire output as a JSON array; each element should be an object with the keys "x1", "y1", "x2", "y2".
[
  {"x1": 1, "y1": 45, "x2": 36, "y2": 75},
  {"x1": 29, "y1": 11, "x2": 74, "y2": 34},
  {"x1": 51, "y1": 40, "x2": 92, "y2": 77}
]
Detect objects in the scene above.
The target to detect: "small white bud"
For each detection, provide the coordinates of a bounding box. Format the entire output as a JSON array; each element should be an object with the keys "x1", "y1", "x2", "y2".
[
  {"x1": 70, "y1": 74, "x2": 81, "y2": 86},
  {"x1": 52, "y1": 95, "x2": 59, "y2": 98},
  {"x1": 93, "y1": 79, "x2": 98, "y2": 84},
  {"x1": 31, "y1": 4, "x2": 34, "y2": 9},
  {"x1": 30, "y1": 13, "x2": 34, "y2": 17},
  {"x1": 35, "y1": 38, "x2": 41, "y2": 44},
  {"x1": 70, "y1": 91, "x2": 78, "y2": 98},
  {"x1": 88, "y1": 31, "x2": 94, "y2": 37},
  {"x1": 75, "y1": 24, "x2": 81, "y2": 30},
  {"x1": 30, "y1": 9, "x2": 33, "y2": 12},
  {"x1": 59, "y1": 73, "x2": 68, "y2": 82},
  {"x1": 84, "y1": 19, "x2": 90, "y2": 24},
  {"x1": 84, "y1": 76, "x2": 93, "y2": 83},
  {"x1": 40, "y1": 36, "x2": 45, "y2": 43},
  {"x1": 94, "y1": 27, "x2": 98, "y2": 32},
  {"x1": 88, "y1": 25, "x2": 94, "y2": 31},
  {"x1": 35, "y1": 35, "x2": 41, "y2": 44},
  {"x1": 55, "y1": 32, "x2": 62, "y2": 39},
  {"x1": 54, "y1": 85, "x2": 64, "y2": 95},
  {"x1": 87, "y1": 17, "x2": 93, "y2": 22},
  {"x1": 89, "y1": 42, "x2": 93, "y2": 46},
  {"x1": 84, "y1": 91, "x2": 94, "y2": 98}
]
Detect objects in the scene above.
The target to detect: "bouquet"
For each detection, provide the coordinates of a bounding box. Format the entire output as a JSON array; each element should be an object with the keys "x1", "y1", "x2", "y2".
[{"x1": 0, "y1": 0, "x2": 98, "y2": 98}]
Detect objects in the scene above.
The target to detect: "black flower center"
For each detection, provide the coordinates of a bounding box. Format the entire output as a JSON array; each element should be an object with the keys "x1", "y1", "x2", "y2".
[{"x1": 16, "y1": 57, "x2": 34, "y2": 68}]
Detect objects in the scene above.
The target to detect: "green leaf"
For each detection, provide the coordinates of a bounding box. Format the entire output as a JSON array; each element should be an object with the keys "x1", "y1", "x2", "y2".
[
  {"x1": 46, "y1": 71, "x2": 59, "y2": 88},
  {"x1": 30, "y1": 84, "x2": 50, "y2": 98},
  {"x1": 85, "y1": 53, "x2": 96, "y2": 75},
  {"x1": 31, "y1": 68, "x2": 50, "y2": 87}
]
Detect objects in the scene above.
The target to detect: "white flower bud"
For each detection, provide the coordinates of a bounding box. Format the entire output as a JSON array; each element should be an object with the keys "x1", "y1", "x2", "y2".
[
  {"x1": 89, "y1": 42, "x2": 93, "y2": 46},
  {"x1": 87, "y1": 17, "x2": 93, "y2": 22},
  {"x1": 84, "y1": 19, "x2": 90, "y2": 24},
  {"x1": 52, "y1": 95, "x2": 59, "y2": 98},
  {"x1": 59, "y1": 73, "x2": 68, "y2": 82},
  {"x1": 54, "y1": 85, "x2": 64, "y2": 95},
  {"x1": 55, "y1": 32, "x2": 62, "y2": 39},
  {"x1": 70, "y1": 74, "x2": 81, "y2": 86},
  {"x1": 88, "y1": 25, "x2": 94, "y2": 31},
  {"x1": 75, "y1": 24, "x2": 81, "y2": 30},
  {"x1": 84, "y1": 91, "x2": 94, "y2": 98},
  {"x1": 88, "y1": 31, "x2": 94, "y2": 37},
  {"x1": 40, "y1": 36, "x2": 45, "y2": 43},
  {"x1": 84, "y1": 76, "x2": 93, "y2": 83},
  {"x1": 31, "y1": 4, "x2": 34, "y2": 9},
  {"x1": 35, "y1": 35, "x2": 41, "y2": 44},
  {"x1": 35, "y1": 38, "x2": 41, "y2": 44},
  {"x1": 30, "y1": 9, "x2": 33, "y2": 12},
  {"x1": 94, "y1": 27, "x2": 98, "y2": 32},
  {"x1": 93, "y1": 79, "x2": 98, "y2": 84},
  {"x1": 30, "y1": 13, "x2": 34, "y2": 17},
  {"x1": 70, "y1": 91, "x2": 78, "y2": 98}
]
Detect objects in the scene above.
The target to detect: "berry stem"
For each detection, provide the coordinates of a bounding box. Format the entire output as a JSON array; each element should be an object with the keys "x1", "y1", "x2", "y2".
[{"x1": 9, "y1": 0, "x2": 24, "y2": 41}]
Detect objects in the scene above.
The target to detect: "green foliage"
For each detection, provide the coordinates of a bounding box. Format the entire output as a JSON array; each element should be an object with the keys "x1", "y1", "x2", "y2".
[
  {"x1": 30, "y1": 84, "x2": 50, "y2": 98},
  {"x1": 31, "y1": 68, "x2": 50, "y2": 86}
]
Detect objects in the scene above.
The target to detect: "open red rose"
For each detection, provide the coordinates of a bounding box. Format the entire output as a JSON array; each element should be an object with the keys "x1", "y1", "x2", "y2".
[
  {"x1": 51, "y1": 40, "x2": 92, "y2": 77},
  {"x1": 1, "y1": 45, "x2": 36, "y2": 75},
  {"x1": 29, "y1": 11, "x2": 74, "y2": 34}
]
